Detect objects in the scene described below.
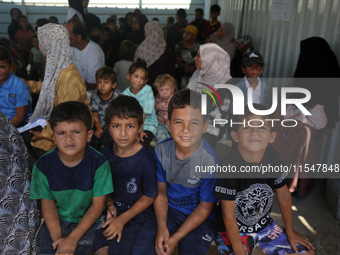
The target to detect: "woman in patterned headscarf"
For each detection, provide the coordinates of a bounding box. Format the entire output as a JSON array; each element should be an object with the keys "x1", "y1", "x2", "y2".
[
  {"x1": 134, "y1": 20, "x2": 175, "y2": 87},
  {"x1": 0, "y1": 110, "x2": 40, "y2": 254},
  {"x1": 26, "y1": 23, "x2": 88, "y2": 157}
]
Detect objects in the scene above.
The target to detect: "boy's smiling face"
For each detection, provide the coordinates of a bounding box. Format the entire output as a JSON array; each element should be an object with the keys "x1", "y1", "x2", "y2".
[
  {"x1": 231, "y1": 115, "x2": 276, "y2": 162},
  {"x1": 167, "y1": 105, "x2": 208, "y2": 155},
  {"x1": 53, "y1": 121, "x2": 93, "y2": 165}
]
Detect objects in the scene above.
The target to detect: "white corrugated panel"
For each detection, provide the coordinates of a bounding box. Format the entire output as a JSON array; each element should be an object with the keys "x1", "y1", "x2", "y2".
[{"x1": 217, "y1": 0, "x2": 340, "y2": 165}]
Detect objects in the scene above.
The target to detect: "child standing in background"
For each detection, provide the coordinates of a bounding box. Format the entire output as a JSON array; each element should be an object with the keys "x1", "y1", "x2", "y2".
[
  {"x1": 29, "y1": 34, "x2": 44, "y2": 81},
  {"x1": 235, "y1": 51, "x2": 270, "y2": 109},
  {"x1": 122, "y1": 60, "x2": 158, "y2": 148},
  {"x1": 154, "y1": 74, "x2": 175, "y2": 144},
  {"x1": 15, "y1": 15, "x2": 35, "y2": 67},
  {"x1": 88, "y1": 66, "x2": 121, "y2": 150}
]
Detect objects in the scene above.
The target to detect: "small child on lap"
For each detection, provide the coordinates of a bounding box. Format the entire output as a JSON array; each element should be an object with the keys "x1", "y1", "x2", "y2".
[{"x1": 154, "y1": 74, "x2": 175, "y2": 144}]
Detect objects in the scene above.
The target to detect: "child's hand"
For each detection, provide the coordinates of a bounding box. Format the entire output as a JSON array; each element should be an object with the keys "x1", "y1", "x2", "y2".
[
  {"x1": 287, "y1": 230, "x2": 314, "y2": 252},
  {"x1": 106, "y1": 203, "x2": 117, "y2": 219},
  {"x1": 139, "y1": 130, "x2": 148, "y2": 142},
  {"x1": 102, "y1": 216, "x2": 125, "y2": 242},
  {"x1": 30, "y1": 130, "x2": 44, "y2": 141},
  {"x1": 95, "y1": 128, "x2": 104, "y2": 139},
  {"x1": 52, "y1": 237, "x2": 77, "y2": 254},
  {"x1": 163, "y1": 236, "x2": 179, "y2": 255},
  {"x1": 155, "y1": 228, "x2": 170, "y2": 255}
]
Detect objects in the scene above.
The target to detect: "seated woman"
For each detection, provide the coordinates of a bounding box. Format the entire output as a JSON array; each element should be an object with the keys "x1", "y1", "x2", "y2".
[
  {"x1": 134, "y1": 20, "x2": 175, "y2": 88},
  {"x1": 25, "y1": 23, "x2": 89, "y2": 159},
  {"x1": 272, "y1": 36, "x2": 340, "y2": 198},
  {"x1": 187, "y1": 43, "x2": 234, "y2": 148}
]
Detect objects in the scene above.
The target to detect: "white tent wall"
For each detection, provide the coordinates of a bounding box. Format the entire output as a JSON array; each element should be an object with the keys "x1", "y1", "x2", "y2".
[
  {"x1": 0, "y1": 0, "x2": 205, "y2": 38},
  {"x1": 217, "y1": 0, "x2": 340, "y2": 165}
]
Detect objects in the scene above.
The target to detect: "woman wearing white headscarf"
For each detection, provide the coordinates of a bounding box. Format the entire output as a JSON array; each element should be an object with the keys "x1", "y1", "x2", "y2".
[
  {"x1": 188, "y1": 43, "x2": 234, "y2": 148},
  {"x1": 27, "y1": 23, "x2": 88, "y2": 156},
  {"x1": 209, "y1": 22, "x2": 236, "y2": 60},
  {"x1": 134, "y1": 20, "x2": 175, "y2": 86}
]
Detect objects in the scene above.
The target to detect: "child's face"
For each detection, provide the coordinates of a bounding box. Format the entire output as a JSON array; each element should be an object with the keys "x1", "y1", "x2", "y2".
[
  {"x1": 108, "y1": 115, "x2": 141, "y2": 150},
  {"x1": 183, "y1": 32, "x2": 195, "y2": 42},
  {"x1": 230, "y1": 115, "x2": 276, "y2": 159},
  {"x1": 18, "y1": 18, "x2": 28, "y2": 28},
  {"x1": 194, "y1": 50, "x2": 202, "y2": 70},
  {"x1": 242, "y1": 62, "x2": 263, "y2": 79},
  {"x1": 31, "y1": 37, "x2": 38, "y2": 48},
  {"x1": 167, "y1": 105, "x2": 208, "y2": 153},
  {"x1": 52, "y1": 121, "x2": 93, "y2": 162},
  {"x1": 216, "y1": 26, "x2": 224, "y2": 39},
  {"x1": 158, "y1": 82, "x2": 174, "y2": 100},
  {"x1": 127, "y1": 68, "x2": 147, "y2": 93},
  {"x1": 107, "y1": 22, "x2": 117, "y2": 32},
  {"x1": 97, "y1": 78, "x2": 116, "y2": 96},
  {"x1": 0, "y1": 61, "x2": 12, "y2": 86},
  {"x1": 100, "y1": 31, "x2": 111, "y2": 41},
  {"x1": 210, "y1": 11, "x2": 219, "y2": 20}
]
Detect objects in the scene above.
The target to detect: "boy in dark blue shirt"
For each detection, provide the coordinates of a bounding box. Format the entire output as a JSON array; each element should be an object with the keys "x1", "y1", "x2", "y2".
[{"x1": 93, "y1": 95, "x2": 158, "y2": 255}]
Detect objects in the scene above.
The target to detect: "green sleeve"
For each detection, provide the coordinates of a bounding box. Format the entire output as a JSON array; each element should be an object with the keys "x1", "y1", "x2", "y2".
[
  {"x1": 29, "y1": 164, "x2": 53, "y2": 200},
  {"x1": 93, "y1": 160, "x2": 114, "y2": 197}
]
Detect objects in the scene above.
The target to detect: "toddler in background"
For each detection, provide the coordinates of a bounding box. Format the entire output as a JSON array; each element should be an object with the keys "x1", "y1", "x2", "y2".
[
  {"x1": 29, "y1": 34, "x2": 43, "y2": 81},
  {"x1": 154, "y1": 74, "x2": 175, "y2": 144},
  {"x1": 122, "y1": 59, "x2": 158, "y2": 148},
  {"x1": 88, "y1": 66, "x2": 121, "y2": 150}
]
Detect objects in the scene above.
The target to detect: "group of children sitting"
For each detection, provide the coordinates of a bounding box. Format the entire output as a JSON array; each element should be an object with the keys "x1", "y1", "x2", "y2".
[
  {"x1": 28, "y1": 90, "x2": 315, "y2": 255},
  {"x1": 0, "y1": 35, "x2": 316, "y2": 253}
]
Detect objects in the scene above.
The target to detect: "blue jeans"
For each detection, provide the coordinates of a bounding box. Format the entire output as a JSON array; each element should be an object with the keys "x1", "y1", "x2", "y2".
[{"x1": 156, "y1": 123, "x2": 170, "y2": 144}]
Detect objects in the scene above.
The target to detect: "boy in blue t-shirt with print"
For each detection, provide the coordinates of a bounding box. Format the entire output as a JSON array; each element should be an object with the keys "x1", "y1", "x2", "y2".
[
  {"x1": 93, "y1": 95, "x2": 158, "y2": 255},
  {"x1": 29, "y1": 101, "x2": 113, "y2": 255},
  {"x1": 133, "y1": 88, "x2": 219, "y2": 255}
]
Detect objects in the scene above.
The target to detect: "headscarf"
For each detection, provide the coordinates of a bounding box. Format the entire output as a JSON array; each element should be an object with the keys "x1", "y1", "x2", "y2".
[
  {"x1": 134, "y1": 21, "x2": 166, "y2": 67},
  {"x1": 126, "y1": 14, "x2": 148, "y2": 45},
  {"x1": 8, "y1": 8, "x2": 22, "y2": 41},
  {"x1": 293, "y1": 36, "x2": 340, "y2": 128},
  {"x1": 210, "y1": 22, "x2": 236, "y2": 60},
  {"x1": 30, "y1": 23, "x2": 73, "y2": 122},
  {"x1": 187, "y1": 43, "x2": 231, "y2": 92}
]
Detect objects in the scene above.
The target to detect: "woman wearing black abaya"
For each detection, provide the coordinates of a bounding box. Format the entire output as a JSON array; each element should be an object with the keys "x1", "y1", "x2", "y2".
[{"x1": 272, "y1": 37, "x2": 340, "y2": 198}]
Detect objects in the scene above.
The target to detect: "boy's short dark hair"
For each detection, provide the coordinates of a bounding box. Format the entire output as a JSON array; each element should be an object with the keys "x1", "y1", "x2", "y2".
[
  {"x1": 50, "y1": 101, "x2": 92, "y2": 131},
  {"x1": 119, "y1": 40, "x2": 136, "y2": 61},
  {"x1": 210, "y1": 4, "x2": 221, "y2": 13},
  {"x1": 105, "y1": 95, "x2": 143, "y2": 128},
  {"x1": 167, "y1": 16, "x2": 175, "y2": 24},
  {"x1": 66, "y1": 18, "x2": 87, "y2": 40},
  {"x1": 106, "y1": 17, "x2": 116, "y2": 25},
  {"x1": 168, "y1": 88, "x2": 207, "y2": 122},
  {"x1": 95, "y1": 66, "x2": 117, "y2": 83},
  {"x1": 0, "y1": 45, "x2": 12, "y2": 64},
  {"x1": 49, "y1": 16, "x2": 59, "y2": 24},
  {"x1": 231, "y1": 103, "x2": 273, "y2": 132}
]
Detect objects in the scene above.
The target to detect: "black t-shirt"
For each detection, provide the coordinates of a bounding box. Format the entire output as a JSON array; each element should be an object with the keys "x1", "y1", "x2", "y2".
[{"x1": 214, "y1": 146, "x2": 287, "y2": 233}]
